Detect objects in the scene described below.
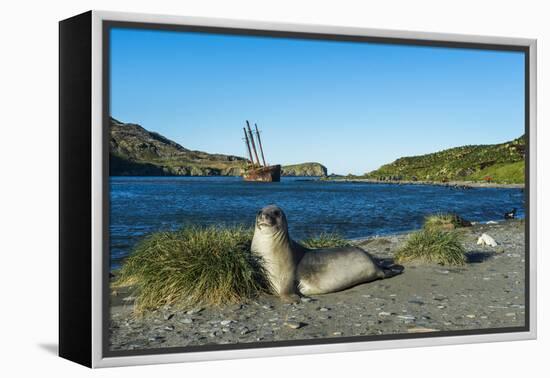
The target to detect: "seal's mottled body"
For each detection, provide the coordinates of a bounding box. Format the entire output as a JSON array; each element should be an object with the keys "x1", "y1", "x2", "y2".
[
  {"x1": 251, "y1": 205, "x2": 402, "y2": 301},
  {"x1": 297, "y1": 247, "x2": 386, "y2": 295}
]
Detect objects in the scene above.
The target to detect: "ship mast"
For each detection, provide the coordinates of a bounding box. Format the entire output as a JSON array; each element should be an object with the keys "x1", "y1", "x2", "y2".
[
  {"x1": 246, "y1": 120, "x2": 262, "y2": 167},
  {"x1": 254, "y1": 123, "x2": 267, "y2": 167},
  {"x1": 243, "y1": 127, "x2": 254, "y2": 165}
]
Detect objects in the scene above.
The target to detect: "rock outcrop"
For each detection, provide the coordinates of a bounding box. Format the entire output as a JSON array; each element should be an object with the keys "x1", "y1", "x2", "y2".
[{"x1": 281, "y1": 163, "x2": 328, "y2": 177}]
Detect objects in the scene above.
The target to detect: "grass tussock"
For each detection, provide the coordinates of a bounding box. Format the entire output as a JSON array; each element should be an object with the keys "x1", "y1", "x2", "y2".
[
  {"x1": 115, "y1": 225, "x2": 271, "y2": 314},
  {"x1": 300, "y1": 233, "x2": 352, "y2": 249},
  {"x1": 115, "y1": 226, "x2": 352, "y2": 313},
  {"x1": 424, "y1": 213, "x2": 462, "y2": 231},
  {"x1": 395, "y1": 228, "x2": 466, "y2": 266}
]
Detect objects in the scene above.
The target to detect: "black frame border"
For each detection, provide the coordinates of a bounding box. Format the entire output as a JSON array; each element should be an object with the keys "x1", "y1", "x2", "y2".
[
  {"x1": 59, "y1": 11, "x2": 93, "y2": 367},
  {"x1": 101, "y1": 20, "x2": 531, "y2": 359}
]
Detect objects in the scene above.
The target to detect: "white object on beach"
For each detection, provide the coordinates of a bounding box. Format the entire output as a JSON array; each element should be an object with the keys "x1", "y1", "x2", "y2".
[
  {"x1": 486, "y1": 221, "x2": 498, "y2": 225},
  {"x1": 477, "y1": 233, "x2": 498, "y2": 247}
]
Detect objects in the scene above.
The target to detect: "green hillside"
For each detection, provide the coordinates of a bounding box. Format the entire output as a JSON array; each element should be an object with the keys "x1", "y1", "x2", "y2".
[{"x1": 364, "y1": 136, "x2": 525, "y2": 184}]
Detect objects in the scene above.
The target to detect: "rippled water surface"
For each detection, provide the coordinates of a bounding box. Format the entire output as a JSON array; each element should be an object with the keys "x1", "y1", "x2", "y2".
[{"x1": 110, "y1": 176, "x2": 525, "y2": 269}]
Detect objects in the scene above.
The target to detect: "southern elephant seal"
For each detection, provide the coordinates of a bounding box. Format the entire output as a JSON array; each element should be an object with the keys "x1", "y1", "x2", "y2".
[{"x1": 251, "y1": 205, "x2": 403, "y2": 302}]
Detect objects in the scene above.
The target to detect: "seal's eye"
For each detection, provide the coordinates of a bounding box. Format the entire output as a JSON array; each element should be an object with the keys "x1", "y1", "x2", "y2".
[
  {"x1": 257, "y1": 210, "x2": 262, "y2": 216},
  {"x1": 273, "y1": 210, "x2": 281, "y2": 217}
]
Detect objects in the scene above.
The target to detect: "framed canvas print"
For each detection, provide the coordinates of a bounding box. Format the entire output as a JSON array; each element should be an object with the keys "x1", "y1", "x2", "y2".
[{"x1": 59, "y1": 10, "x2": 537, "y2": 368}]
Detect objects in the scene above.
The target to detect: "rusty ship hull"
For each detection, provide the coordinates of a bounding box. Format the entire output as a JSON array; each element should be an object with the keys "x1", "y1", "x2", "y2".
[
  {"x1": 242, "y1": 121, "x2": 280, "y2": 182},
  {"x1": 243, "y1": 164, "x2": 281, "y2": 182}
]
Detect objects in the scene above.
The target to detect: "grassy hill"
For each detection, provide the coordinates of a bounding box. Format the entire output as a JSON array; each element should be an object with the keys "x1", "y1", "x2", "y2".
[
  {"x1": 110, "y1": 118, "x2": 326, "y2": 177},
  {"x1": 364, "y1": 136, "x2": 525, "y2": 184}
]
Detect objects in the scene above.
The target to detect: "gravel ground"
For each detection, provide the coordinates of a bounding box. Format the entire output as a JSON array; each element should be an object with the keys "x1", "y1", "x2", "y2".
[{"x1": 109, "y1": 220, "x2": 526, "y2": 352}]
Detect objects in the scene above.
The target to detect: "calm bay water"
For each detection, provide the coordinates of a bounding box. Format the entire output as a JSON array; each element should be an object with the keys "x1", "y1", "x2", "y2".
[{"x1": 110, "y1": 176, "x2": 525, "y2": 269}]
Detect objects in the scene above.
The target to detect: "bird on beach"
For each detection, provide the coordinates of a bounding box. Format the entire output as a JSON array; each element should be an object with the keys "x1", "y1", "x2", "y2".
[{"x1": 504, "y1": 208, "x2": 517, "y2": 220}]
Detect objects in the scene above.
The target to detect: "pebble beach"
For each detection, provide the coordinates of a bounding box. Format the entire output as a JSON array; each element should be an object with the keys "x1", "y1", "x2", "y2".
[{"x1": 109, "y1": 219, "x2": 526, "y2": 352}]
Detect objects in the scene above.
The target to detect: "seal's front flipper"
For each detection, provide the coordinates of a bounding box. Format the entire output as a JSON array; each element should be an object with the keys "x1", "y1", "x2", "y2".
[{"x1": 382, "y1": 264, "x2": 404, "y2": 278}]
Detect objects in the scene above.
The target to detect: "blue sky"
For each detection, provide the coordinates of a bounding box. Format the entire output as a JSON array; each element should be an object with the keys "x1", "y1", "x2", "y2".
[{"x1": 110, "y1": 28, "x2": 525, "y2": 175}]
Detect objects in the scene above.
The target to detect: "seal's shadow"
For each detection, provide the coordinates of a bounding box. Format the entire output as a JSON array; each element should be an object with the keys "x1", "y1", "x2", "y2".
[
  {"x1": 465, "y1": 251, "x2": 495, "y2": 263},
  {"x1": 378, "y1": 251, "x2": 494, "y2": 265}
]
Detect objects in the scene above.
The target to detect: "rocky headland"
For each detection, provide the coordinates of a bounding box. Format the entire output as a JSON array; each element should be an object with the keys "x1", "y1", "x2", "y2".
[
  {"x1": 110, "y1": 118, "x2": 327, "y2": 177},
  {"x1": 281, "y1": 163, "x2": 327, "y2": 177}
]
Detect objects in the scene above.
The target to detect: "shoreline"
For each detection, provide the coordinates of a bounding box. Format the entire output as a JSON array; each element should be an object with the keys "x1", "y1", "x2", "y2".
[
  {"x1": 110, "y1": 175, "x2": 525, "y2": 189},
  {"x1": 109, "y1": 220, "x2": 526, "y2": 351},
  {"x1": 319, "y1": 177, "x2": 524, "y2": 189}
]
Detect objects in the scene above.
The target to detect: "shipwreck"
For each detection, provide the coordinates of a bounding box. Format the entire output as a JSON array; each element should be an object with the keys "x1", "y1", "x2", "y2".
[{"x1": 242, "y1": 121, "x2": 281, "y2": 182}]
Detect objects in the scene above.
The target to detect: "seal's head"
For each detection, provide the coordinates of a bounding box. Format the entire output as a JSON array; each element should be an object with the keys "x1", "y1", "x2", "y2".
[{"x1": 255, "y1": 205, "x2": 288, "y2": 236}]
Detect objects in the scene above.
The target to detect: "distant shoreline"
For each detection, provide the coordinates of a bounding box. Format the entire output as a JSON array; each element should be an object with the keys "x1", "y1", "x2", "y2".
[
  {"x1": 318, "y1": 177, "x2": 524, "y2": 189},
  {"x1": 111, "y1": 175, "x2": 524, "y2": 189}
]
